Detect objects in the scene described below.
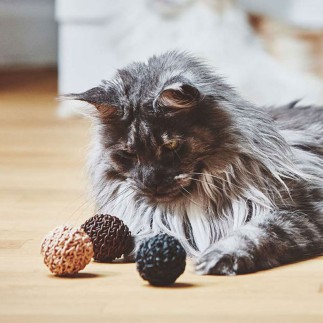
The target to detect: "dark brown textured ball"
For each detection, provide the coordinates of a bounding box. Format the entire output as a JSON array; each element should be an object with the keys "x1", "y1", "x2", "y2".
[{"x1": 81, "y1": 214, "x2": 132, "y2": 262}]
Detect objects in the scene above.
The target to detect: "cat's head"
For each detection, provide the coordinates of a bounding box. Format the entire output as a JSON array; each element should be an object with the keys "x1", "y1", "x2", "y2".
[{"x1": 67, "y1": 52, "x2": 239, "y2": 203}]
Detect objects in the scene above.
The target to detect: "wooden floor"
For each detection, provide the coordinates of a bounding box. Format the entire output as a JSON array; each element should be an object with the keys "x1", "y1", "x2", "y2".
[{"x1": 1, "y1": 69, "x2": 323, "y2": 323}]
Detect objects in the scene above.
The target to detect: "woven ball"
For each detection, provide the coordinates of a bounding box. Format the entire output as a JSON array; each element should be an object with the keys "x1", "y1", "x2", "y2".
[
  {"x1": 41, "y1": 225, "x2": 94, "y2": 276},
  {"x1": 81, "y1": 214, "x2": 132, "y2": 262},
  {"x1": 136, "y1": 234, "x2": 186, "y2": 286}
]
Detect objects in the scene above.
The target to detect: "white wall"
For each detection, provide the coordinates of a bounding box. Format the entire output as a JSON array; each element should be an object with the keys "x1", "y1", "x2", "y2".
[
  {"x1": 0, "y1": 0, "x2": 57, "y2": 67},
  {"x1": 238, "y1": 0, "x2": 323, "y2": 29},
  {"x1": 55, "y1": 0, "x2": 113, "y2": 93}
]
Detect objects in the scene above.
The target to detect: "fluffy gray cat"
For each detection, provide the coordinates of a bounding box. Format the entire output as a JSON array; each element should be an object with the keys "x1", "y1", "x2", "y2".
[{"x1": 67, "y1": 51, "x2": 323, "y2": 275}]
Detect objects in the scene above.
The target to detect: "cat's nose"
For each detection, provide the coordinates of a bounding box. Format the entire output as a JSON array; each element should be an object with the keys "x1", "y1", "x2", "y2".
[
  {"x1": 154, "y1": 176, "x2": 174, "y2": 194},
  {"x1": 149, "y1": 173, "x2": 174, "y2": 194},
  {"x1": 139, "y1": 165, "x2": 175, "y2": 194}
]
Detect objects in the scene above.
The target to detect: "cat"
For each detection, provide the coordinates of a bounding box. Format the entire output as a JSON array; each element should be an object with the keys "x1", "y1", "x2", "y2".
[{"x1": 65, "y1": 51, "x2": 323, "y2": 275}]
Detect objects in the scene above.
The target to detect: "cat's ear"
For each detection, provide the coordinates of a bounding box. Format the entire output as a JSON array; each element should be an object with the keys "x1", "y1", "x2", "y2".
[
  {"x1": 61, "y1": 87, "x2": 117, "y2": 118},
  {"x1": 157, "y1": 83, "x2": 200, "y2": 109}
]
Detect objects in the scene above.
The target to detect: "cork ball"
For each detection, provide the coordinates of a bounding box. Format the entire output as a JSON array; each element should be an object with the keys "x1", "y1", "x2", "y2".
[
  {"x1": 41, "y1": 225, "x2": 94, "y2": 276},
  {"x1": 136, "y1": 234, "x2": 186, "y2": 286},
  {"x1": 81, "y1": 214, "x2": 132, "y2": 262}
]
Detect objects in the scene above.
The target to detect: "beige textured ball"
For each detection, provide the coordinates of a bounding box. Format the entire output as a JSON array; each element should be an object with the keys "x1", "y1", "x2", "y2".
[{"x1": 41, "y1": 225, "x2": 94, "y2": 276}]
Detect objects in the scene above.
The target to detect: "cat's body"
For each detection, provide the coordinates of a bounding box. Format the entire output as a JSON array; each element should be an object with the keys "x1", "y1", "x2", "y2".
[{"x1": 70, "y1": 52, "x2": 323, "y2": 275}]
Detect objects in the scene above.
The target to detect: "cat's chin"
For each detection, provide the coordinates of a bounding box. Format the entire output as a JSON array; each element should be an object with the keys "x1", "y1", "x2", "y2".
[
  {"x1": 143, "y1": 190, "x2": 184, "y2": 204},
  {"x1": 151, "y1": 196, "x2": 180, "y2": 204}
]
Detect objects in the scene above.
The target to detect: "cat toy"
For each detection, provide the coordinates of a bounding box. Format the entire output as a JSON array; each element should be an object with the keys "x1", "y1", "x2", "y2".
[
  {"x1": 41, "y1": 225, "x2": 94, "y2": 276},
  {"x1": 41, "y1": 214, "x2": 132, "y2": 275},
  {"x1": 136, "y1": 234, "x2": 187, "y2": 286},
  {"x1": 82, "y1": 214, "x2": 132, "y2": 262}
]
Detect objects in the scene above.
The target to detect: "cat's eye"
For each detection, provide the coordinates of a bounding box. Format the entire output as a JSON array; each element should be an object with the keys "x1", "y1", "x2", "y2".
[
  {"x1": 118, "y1": 150, "x2": 137, "y2": 159},
  {"x1": 164, "y1": 139, "x2": 179, "y2": 150}
]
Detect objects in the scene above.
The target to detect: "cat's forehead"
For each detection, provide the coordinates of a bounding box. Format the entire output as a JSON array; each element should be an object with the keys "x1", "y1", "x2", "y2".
[
  {"x1": 126, "y1": 121, "x2": 158, "y2": 150},
  {"x1": 110, "y1": 55, "x2": 197, "y2": 106},
  {"x1": 125, "y1": 117, "x2": 181, "y2": 147}
]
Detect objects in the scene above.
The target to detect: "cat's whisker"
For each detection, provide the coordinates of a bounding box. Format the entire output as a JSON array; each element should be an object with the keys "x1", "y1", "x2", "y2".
[
  {"x1": 173, "y1": 148, "x2": 182, "y2": 162},
  {"x1": 64, "y1": 195, "x2": 97, "y2": 225},
  {"x1": 99, "y1": 188, "x2": 134, "y2": 213},
  {"x1": 106, "y1": 187, "x2": 132, "y2": 205},
  {"x1": 191, "y1": 172, "x2": 246, "y2": 192},
  {"x1": 180, "y1": 185, "x2": 205, "y2": 210},
  {"x1": 188, "y1": 177, "x2": 222, "y2": 191}
]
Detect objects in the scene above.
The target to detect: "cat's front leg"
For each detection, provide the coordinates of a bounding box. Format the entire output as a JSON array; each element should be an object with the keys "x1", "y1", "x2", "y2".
[
  {"x1": 195, "y1": 226, "x2": 268, "y2": 275},
  {"x1": 196, "y1": 211, "x2": 323, "y2": 275}
]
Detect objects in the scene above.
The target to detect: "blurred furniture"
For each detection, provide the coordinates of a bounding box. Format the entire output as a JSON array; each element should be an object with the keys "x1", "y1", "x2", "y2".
[
  {"x1": 0, "y1": 0, "x2": 56, "y2": 67},
  {"x1": 56, "y1": 0, "x2": 114, "y2": 93},
  {"x1": 56, "y1": 0, "x2": 323, "y2": 105}
]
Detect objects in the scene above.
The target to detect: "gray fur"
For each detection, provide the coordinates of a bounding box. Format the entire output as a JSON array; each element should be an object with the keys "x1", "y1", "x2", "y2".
[{"x1": 68, "y1": 51, "x2": 323, "y2": 275}]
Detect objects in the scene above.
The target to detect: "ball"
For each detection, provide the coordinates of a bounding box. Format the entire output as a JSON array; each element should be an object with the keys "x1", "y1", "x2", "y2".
[
  {"x1": 81, "y1": 214, "x2": 132, "y2": 262},
  {"x1": 41, "y1": 225, "x2": 94, "y2": 276},
  {"x1": 136, "y1": 234, "x2": 187, "y2": 286}
]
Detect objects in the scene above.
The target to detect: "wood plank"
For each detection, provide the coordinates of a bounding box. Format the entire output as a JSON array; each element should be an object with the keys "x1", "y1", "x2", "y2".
[{"x1": 0, "y1": 240, "x2": 28, "y2": 249}]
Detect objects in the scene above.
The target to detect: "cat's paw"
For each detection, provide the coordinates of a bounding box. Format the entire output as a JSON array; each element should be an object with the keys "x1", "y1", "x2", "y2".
[{"x1": 195, "y1": 249, "x2": 254, "y2": 276}]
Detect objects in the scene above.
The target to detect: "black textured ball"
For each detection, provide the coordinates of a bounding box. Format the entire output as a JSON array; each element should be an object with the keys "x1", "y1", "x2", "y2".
[
  {"x1": 81, "y1": 214, "x2": 132, "y2": 262},
  {"x1": 136, "y1": 234, "x2": 186, "y2": 286}
]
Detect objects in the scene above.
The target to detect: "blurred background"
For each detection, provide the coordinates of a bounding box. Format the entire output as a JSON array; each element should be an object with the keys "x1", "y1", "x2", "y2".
[{"x1": 0, "y1": 0, "x2": 323, "y2": 114}]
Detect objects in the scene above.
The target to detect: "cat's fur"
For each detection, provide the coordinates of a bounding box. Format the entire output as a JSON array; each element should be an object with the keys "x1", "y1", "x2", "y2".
[{"x1": 67, "y1": 51, "x2": 323, "y2": 275}]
